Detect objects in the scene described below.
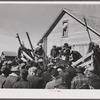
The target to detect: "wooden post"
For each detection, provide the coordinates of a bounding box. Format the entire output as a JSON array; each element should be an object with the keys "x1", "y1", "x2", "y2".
[
  {"x1": 16, "y1": 33, "x2": 22, "y2": 47},
  {"x1": 26, "y1": 32, "x2": 35, "y2": 55},
  {"x1": 84, "y1": 17, "x2": 92, "y2": 42}
]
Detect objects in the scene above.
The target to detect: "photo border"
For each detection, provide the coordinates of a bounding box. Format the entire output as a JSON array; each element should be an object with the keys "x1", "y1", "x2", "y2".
[{"x1": 0, "y1": 1, "x2": 100, "y2": 100}]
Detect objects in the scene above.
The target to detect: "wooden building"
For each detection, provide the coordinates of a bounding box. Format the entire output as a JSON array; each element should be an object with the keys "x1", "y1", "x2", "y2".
[
  {"x1": 1, "y1": 51, "x2": 17, "y2": 61},
  {"x1": 37, "y1": 9, "x2": 100, "y2": 56}
]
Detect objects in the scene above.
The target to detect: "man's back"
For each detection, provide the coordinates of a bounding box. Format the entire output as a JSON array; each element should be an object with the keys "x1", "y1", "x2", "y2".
[
  {"x1": 3, "y1": 74, "x2": 20, "y2": 88},
  {"x1": 13, "y1": 79, "x2": 33, "y2": 88},
  {"x1": 0, "y1": 75, "x2": 7, "y2": 88},
  {"x1": 41, "y1": 71, "x2": 52, "y2": 88},
  {"x1": 71, "y1": 73, "x2": 88, "y2": 89},
  {"x1": 27, "y1": 75, "x2": 43, "y2": 88},
  {"x1": 45, "y1": 77, "x2": 62, "y2": 89}
]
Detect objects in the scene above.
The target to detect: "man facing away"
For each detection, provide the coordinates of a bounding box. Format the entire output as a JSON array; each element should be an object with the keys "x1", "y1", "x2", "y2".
[
  {"x1": 13, "y1": 69, "x2": 33, "y2": 88},
  {"x1": 27, "y1": 67, "x2": 43, "y2": 88},
  {"x1": 45, "y1": 69, "x2": 62, "y2": 89},
  {"x1": 71, "y1": 66, "x2": 88, "y2": 89}
]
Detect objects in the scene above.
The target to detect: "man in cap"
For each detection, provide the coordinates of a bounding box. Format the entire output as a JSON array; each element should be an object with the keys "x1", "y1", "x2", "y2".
[
  {"x1": 3, "y1": 65, "x2": 20, "y2": 88},
  {"x1": 0, "y1": 65, "x2": 10, "y2": 88},
  {"x1": 61, "y1": 43, "x2": 70, "y2": 62},
  {"x1": 13, "y1": 69, "x2": 32, "y2": 88},
  {"x1": 35, "y1": 43, "x2": 45, "y2": 58},
  {"x1": 71, "y1": 66, "x2": 88, "y2": 89},
  {"x1": 45, "y1": 69, "x2": 62, "y2": 89},
  {"x1": 27, "y1": 67, "x2": 43, "y2": 88},
  {"x1": 50, "y1": 45, "x2": 59, "y2": 59}
]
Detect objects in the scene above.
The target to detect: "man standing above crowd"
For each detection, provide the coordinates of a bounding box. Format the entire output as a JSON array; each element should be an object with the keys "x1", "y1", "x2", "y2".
[
  {"x1": 50, "y1": 45, "x2": 59, "y2": 59},
  {"x1": 35, "y1": 43, "x2": 45, "y2": 59},
  {"x1": 34, "y1": 43, "x2": 45, "y2": 71},
  {"x1": 61, "y1": 43, "x2": 70, "y2": 62},
  {"x1": 27, "y1": 67, "x2": 43, "y2": 88}
]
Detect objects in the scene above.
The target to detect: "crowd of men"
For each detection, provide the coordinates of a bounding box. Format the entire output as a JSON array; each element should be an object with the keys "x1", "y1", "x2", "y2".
[{"x1": 0, "y1": 42, "x2": 100, "y2": 89}]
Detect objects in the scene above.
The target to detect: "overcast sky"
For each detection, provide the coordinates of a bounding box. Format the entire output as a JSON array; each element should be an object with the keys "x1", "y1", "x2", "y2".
[{"x1": 0, "y1": 3, "x2": 100, "y2": 54}]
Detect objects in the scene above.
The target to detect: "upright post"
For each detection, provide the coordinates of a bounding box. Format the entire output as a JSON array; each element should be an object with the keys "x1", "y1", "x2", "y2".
[{"x1": 26, "y1": 32, "x2": 35, "y2": 55}]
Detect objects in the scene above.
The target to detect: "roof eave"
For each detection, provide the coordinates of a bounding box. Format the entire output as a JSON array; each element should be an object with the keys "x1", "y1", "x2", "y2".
[{"x1": 37, "y1": 9, "x2": 66, "y2": 45}]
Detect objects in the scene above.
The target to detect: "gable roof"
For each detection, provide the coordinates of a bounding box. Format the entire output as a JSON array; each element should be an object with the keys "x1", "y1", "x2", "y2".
[
  {"x1": 37, "y1": 8, "x2": 100, "y2": 45},
  {"x1": 1, "y1": 51, "x2": 17, "y2": 57}
]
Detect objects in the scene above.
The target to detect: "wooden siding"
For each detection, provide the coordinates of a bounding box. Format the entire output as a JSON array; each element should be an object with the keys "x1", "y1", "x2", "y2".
[{"x1": 47, "y1": 13, "x2": 100, "y2": 56}]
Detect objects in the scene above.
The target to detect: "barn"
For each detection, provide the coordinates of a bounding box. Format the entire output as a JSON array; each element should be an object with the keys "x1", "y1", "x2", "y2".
[{"x1": 37, "y1": 8, "x2": 100, "y2": 56}]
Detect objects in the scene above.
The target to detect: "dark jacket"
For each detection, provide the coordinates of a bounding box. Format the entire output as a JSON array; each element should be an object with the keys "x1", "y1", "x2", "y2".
[
  {"x1": 41, "y1": 70, "x2": 52, "y2": 88},
  {"x1": 35, "y1": 47, "x2": 44, "y2": 56},
  {"x1": 50, "y1": 48, "x2": 59, "y2": 58},
  {"x1": 61, "y1": 48, "x2": 70, "y2": 62},
  {"x1": 13, "y1": 79, "x2": 33, "y2": 88},
  {"x1": 27, "y1": 75, "x2": 43, "y2": 88},
  {"x1": 3, "y1": 73, "x2": 20, "y2": 88},
  {"x1": 71, "y1": 51, "x2": 82, "y2": 62},
  {"x1": 65, "y1": 66, "x2": 77, "y2": 88}
]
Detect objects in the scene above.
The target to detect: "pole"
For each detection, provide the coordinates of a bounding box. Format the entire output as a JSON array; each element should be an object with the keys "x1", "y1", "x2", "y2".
[
  {"x1": 84, "y1": 17, "x2": 92, "y2": 42},
  {"x1": 16, "y1": 33, "x2": 22, "y2": 47},
  {"x1": 26, "y1": 32, "x2": 35, "y2": 55}
]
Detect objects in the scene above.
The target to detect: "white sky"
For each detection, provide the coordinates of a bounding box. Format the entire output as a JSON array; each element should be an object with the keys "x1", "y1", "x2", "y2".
[{"x1": 0, "y1": 3, "x2": 100, "y2": 54}]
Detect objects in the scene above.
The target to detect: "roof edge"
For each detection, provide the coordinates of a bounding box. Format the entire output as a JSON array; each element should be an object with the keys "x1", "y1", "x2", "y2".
[{"x1": 37, "y1": 9, "x2": 66, "y2": 45}]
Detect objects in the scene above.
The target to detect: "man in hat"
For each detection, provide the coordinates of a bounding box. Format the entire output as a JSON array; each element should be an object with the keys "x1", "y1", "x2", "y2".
[
  {"x1": 13, "y1": 69, "x2": 33, "y2": 88},
  {"x1": 71, "y1": 66, "x2": 88, "y2": 89},
  {"x1": 3, "y1": 65, "x2": 20, "y2": 88},
  {"x1": 27, "y1": 67, "x2": 43, "y2": 88}
]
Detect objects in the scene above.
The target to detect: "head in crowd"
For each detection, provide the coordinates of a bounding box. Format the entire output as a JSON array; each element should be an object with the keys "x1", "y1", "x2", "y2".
[
  {"x1": 52, "y1": 45, "x2": 56, "y2": 49},
  {"x1": 47, "y1": 63, "x2": 54, "y2": 72},
  {"x1": 63, "y1": 43, "x2": 69, "y2": 49},
  {"x1": 76, "y1": 66, "x2": 85, "y2": 74},
  {"x1": 38, "y1": 43, "x2": 42, "y2": 49},
  {"x1": 20, "y1": 69, "x2": 28, "y2": 80},
  {"x1": 19, "y1": 62, "x2": 26, "y2": 70},
  {"x1": 1, "y1": 65, "x2": 10, "y2": 77},
  {"x1": 11, "y1": 65, "x2": 20, "y2": 76},
  {"x1": 28, "y1": 67, "x2": 37, "y2": 76},
  {"x1": 51, "y1": 69, "x2": 59, "y2": 80}
]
